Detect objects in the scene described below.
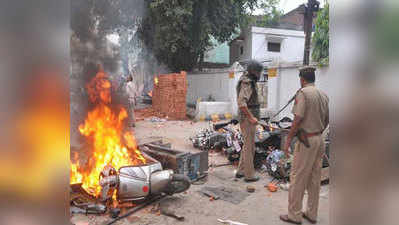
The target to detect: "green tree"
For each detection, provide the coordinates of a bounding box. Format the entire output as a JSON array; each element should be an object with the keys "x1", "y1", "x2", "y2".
[
  {"x1": 138, "y1": 0, "x2": 279, "y2": 72},
  {"x1": 312, "y1": 2, "x2": 329, "y2": 65},
  {"x1": 250, "y1": 0, "x2": 282, "y2": 28}
]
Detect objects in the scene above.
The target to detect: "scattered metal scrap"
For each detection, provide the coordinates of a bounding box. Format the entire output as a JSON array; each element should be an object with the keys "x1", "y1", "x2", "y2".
[
  {"x1": 190, "y1": 118, "x2": 331, "y2": 183},
  {"x1": 105, "y1": 195, "x2": 167, "y2": 225}
]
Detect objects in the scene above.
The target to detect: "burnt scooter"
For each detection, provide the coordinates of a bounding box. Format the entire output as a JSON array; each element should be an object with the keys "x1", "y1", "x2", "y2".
[{"x1": 99, "y1": 151, "x2": 191, "y2": 203}]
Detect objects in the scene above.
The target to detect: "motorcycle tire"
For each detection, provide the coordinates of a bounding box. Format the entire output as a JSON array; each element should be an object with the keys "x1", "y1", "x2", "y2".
[{"x1": 165, "y1": 174, "x2": 191, "y2": 195}]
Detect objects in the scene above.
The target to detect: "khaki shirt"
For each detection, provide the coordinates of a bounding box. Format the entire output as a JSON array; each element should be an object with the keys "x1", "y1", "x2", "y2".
[
  {"x1": 237, "y1": 75, "x2": 253, "y2": 109},
  {"x1": 292, "y1": 83, "x2": 329, "y2": 133},
  {"x1": 237, "y1": 74, "x2": 260, "y2": 120}
]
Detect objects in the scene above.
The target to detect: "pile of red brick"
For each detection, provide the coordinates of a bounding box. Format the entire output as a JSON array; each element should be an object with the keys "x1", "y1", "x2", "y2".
[{"x1": 152, "y1": 71, "x2": 187, "y2": 120}]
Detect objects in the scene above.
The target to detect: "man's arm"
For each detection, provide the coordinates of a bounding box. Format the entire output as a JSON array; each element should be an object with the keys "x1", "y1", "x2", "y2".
[
  {"x1": 283, "y1": 115, "x2": 303, "y2": 156},
  {"x1": 283, "y1": 91, "x2": 305, "y2": 156},
  {"x1": 239, "y1": 106, "x2": 257, "y2": 124}
]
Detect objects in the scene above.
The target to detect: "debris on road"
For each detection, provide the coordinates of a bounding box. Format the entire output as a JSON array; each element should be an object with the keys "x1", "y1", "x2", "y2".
[
  {"x1": 218, "y1": 219, "x2": 249, "y2": 225},
  {"x1": 278, "y1": 182, "x2": 290, "y2": 191},
  {"x1": 160, "y1": 203, "x2": 185, "y2": 221},
  {"x1": 246, "y1": 185, "x2": 256, "y2": 193},
  {"x1": 109, "y1": 208, "x2": 121, "y2": 218},
  {"x1": 70, "y1": 204, "x2": 107, "y2": 215},
  {"x1": 105, "y1": 195, "x2": 166, "y2": 225},
  {"x1": 201, "y1": 189, "x2": 220, "y2": 200},
  {"x1": 266, "y1": 182, "x2": 278, "y2": 192},
  {"x1": 146, "y1": 116, "x2": 167, "y2": 122},
  {"x1": 135, "y1": 106, "x2": 165, "y2": 121},
  {"x1": 199, "y1": 186, "x2": 250, "y2": 204}
]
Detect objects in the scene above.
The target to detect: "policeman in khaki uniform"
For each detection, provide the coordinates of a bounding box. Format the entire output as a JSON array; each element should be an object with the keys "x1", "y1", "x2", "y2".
[
  {"x1": 280, "y1": 67, "x2": 329, "y2": 224},
  {"x1": 235, "y1": 60, "x2": 264, "y2": 182}
]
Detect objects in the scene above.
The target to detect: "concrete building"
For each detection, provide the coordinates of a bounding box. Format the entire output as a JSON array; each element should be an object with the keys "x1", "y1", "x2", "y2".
[
  {"x1": 229, "y1": 26, "x2": 305, "y2": 66},
  {"x1": 187, "y1": 5, "x2": 329, "y2": 121},
  {"x1": 203, "y1": 36, "x2": 230, "y2": 65}
]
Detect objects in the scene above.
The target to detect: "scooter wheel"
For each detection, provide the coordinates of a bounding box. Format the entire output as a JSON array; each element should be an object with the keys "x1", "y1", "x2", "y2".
[{"x1": 165, "y1": 174, "x2": 191, "y2": 195}]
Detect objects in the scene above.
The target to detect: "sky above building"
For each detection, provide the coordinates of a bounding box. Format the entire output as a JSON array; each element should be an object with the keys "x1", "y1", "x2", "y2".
[
  {"x1": 254, "y1": 0, "x2": 326, "y2": 15},
  {"x1": 281, "y1": 0, "x2": 326, "y2": 13}
]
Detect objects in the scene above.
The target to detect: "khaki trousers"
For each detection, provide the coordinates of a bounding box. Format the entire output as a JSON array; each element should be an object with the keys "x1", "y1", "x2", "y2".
[
  {"x1": 238, "y1": 118, "x2": 256, "y2": 179},
  {"x1": 288, "y1": 135, "x2": 324, "y2": 222}
]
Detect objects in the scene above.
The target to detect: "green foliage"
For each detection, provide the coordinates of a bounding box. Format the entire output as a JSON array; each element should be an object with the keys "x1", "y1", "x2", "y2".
[
  {"x1": 312, "y1": 3, "x2": 329, "y2": 66},
  {"x1": 138, "y1": 0, "x2": 279, "y2": 72},
  {"x1": 71, "y1": 0, "x2": 281, "y2": 72},
  {"x1": 250, "y1": 0, "x2": 282, "y2": 28}
]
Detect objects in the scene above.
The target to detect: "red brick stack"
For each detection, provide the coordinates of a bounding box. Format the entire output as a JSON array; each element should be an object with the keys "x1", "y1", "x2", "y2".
[{"x1": 152, "y1": 71, "x2": 187, "y2": 120}]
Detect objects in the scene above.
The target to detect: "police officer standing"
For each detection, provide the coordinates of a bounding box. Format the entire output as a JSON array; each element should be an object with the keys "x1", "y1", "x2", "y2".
[
  {"x1": 280, "y1": 66, "x2": 329, "y2": 224},
  {"x1": 235, "y1": 60, "x2": 264, "y2": 182}
]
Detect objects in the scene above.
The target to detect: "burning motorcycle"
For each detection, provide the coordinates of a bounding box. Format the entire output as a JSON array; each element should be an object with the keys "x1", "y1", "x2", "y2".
[
  {"x1": 99, "y1": 152, "x2": 191, "y2": 203},
  {"x1": 71, "y1": 151, "x2": 190, "y2": 216}
]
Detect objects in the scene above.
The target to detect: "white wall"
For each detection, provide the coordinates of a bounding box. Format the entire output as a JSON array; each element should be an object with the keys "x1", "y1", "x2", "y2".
[
  {"x1": 267, "y1": 66, "x2": 331, "y2": 120},
  {"x1": 251, "y1": 27, "x2": 305, "y2": 63},
  {"x1": 186, "y1": 72, "x2": 230, "y2": 104},
  {"x1": 187, "y1": 63, "x2": 244, "y2": 116},
  {"x1": 186, "y1": 63, "x2": 331, "y2": 120}
]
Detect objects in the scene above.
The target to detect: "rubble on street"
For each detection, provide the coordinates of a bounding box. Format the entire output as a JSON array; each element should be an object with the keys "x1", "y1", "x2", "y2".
[{"x1": 71, "y1": 119, "x2": 330, "y2": 225}]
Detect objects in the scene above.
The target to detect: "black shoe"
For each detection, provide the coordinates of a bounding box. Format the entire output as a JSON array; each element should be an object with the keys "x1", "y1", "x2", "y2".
[
  {"x1": 235, "y1": 173, "x2": 244, "y2": 178},
  {"x1": 244, "y1": 176, "x2": 260, "y2": 182}
]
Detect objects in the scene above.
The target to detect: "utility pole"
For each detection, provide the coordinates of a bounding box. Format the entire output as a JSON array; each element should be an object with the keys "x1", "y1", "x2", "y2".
[{"x1": 303, "y1": 0, "x2": 320, "y2": 65}]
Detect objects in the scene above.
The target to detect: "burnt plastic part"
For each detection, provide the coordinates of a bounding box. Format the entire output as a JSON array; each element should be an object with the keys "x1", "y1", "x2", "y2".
[
  {"x1": 110, "y1": 208, "x2": 121, "y2": 218},
  {"x1": 165, "y1": 174, "x2": 191, "y2": 195},
  {"x1": 256, "y1": 131, "x2": 282, "y2": 149},
  {"x1": 141, "y1": 143, "x2": 208, "y2": 181},
  {"x1": 213, "y1": 119, "x2": 239, "y2": 131}
]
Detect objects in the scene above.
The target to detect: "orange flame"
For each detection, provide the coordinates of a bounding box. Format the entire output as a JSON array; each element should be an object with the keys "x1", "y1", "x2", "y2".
[{"x1": 70, "y1": 70, "x2": 146, "y2": 197}]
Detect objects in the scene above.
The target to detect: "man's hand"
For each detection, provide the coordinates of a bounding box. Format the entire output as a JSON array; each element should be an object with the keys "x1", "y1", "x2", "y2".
[
  {"x1": 239, "y1": 106, "x2": 258, "y2": 125},
  {"x1": 283, "y1": 114, "x2": 302, "y2": 159},
  {"x1": 248, "y1": 116, "x2": 258, "y2": 125}
]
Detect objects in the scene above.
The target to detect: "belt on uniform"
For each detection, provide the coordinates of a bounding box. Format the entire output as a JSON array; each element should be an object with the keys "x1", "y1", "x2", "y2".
[{"x1": 305, "y1": 131, "x2": 322, "y2": 138}]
